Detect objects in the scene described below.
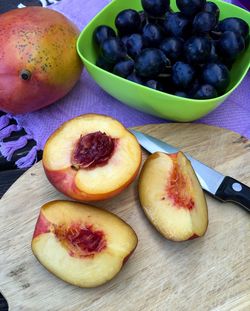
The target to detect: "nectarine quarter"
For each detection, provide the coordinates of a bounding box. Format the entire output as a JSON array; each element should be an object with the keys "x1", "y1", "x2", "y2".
[
  {"x1": 139, "y1": 151, "x2": 208, "y2": 241},
  {"x1": 31, "y1": 200, "x2": 138, "y2": 288},
  {"x1": 43, "y1": 114, "x2": 142, "y2": 201}
]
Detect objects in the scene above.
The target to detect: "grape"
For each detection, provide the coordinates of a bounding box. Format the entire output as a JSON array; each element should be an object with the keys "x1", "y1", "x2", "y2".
[
  {"x1": 127, "y1": 72, "x2": 144, "y2": 84},
  {"x1": 101, "y1": 38, "x2": 127, "y2": 63},
  {"x1": 113, "y1": 60, "x2": 134, "y2": 78},
  {"x1": 188, "y1": 79, "x2": 200, "y2": 97},
  {"x1": 204, "y1": 2, "x2": 220, "y2": 21},
  {"x1": 192, "y1": 12, "x2": 217, "y2": 34},
  {"x1": 218, "y1": 31, "x2": 245, "y2": 60},
  {"x1": 141, "y1": 0, "x2": 170, "y2": 17},
  {"x1": 163, "y1": 12, "x2": 191, "y2": 38},
  {"x1": 121, "y1": 35, "x2": 130, "y2": 46},
  {"x1": 171, "y1": 61, "x2": 196, "y2": 89},
  {"x1": 93, "y1": 25, "x2": 116, "y2": 46},
  {"x1": 201, "y1": 63, "x2": 230, "y2": 93},
  {"x1": 219, "y1": 17, "x2": 249, "y2": 39},
  {"x1": 174, "y1": 91, "x2": 188, "y2": 97},
  {"x1": 184, "y1": 36, "x2": 211, "y2": 64},
  {"x1": 139, "y1": 11, "x2": 147, "y2": 29},
  {"x1": 193, "y1": 84, "x2": 218, "y2": 99},
  {"x1": 142, "y1": 23, "x2": 163, "y2": 47},
  {"x1": 207, "y1": 41, "x2": 219, "y2": 62},
  {"x1": 135, "y1": 48, "x2": 168, "y2": 78},
  {"x1": 115, "y1": 9, "x2": 141, "y2": 35},
  {"x1": 159, "y1": 37, "x2": 184, "y2": 62},
  {"x1": 176, "y1": 0, "x2": 206, "y2": 17},
  {"x1": 96, "y1": 56, "x2": 114, "y2": 72},
  {"x1": 93, "y1": 0, "x2": 249, "y2": 100},
  {"x1": 126, "y1": 34, "x2": 144, "y2": 59},
  {"x1": 145, "y1": 79, "x2": 165, "y2": 91}
]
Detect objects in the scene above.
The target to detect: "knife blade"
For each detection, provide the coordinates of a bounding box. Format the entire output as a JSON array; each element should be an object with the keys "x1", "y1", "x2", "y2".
[{"x1": 130, "y1": 129, "x2": 250, "y2": 213}]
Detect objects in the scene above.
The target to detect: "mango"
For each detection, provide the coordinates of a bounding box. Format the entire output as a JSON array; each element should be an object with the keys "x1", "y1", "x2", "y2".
[{"x1": 0, "y1": 7, "x2": 83, "y2": 114}]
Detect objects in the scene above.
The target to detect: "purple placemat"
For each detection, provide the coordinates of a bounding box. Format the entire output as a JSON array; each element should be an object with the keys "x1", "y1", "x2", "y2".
[{"x1": 0, "y1": 0, "x2": 249, "y2": 168}]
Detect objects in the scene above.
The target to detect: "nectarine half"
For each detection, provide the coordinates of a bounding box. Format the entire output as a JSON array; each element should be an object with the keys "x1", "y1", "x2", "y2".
[
  {"x1": 139, "y1": 151, "x2": 208, "y2": 241},
  {"x1": 31, "y1": 200, "x2": 138, "y2": 288},
  {"x1": 43, "y1": 114, "x2": 142, "y2": 201}
]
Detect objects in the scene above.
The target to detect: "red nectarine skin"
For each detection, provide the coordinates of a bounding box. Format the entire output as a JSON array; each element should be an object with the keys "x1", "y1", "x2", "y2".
[
  {"x1": 33, "y1": 212, "x2": 51, "y2": 238},
  {"x1": 122, "y1": 247, "x2": 137, "y2": 266},
  {"x1": 167, "y1": 157, "x2": 194, "y2": 210},
  {"x1": 188, "y1": 234, "x2": 199, "y2": 240},
  {"x1": 71, "y1": 131, "x2": 116, "y2": 169},
  {"x1": 44, "y1": 164, "x2": 141, "y2": 201},
  {"x1": 54, "y1": 223, "x2": 107, "y2": 258},
  {"x1": 44, "y1": 166, "x2": 85, "y2": 200}
]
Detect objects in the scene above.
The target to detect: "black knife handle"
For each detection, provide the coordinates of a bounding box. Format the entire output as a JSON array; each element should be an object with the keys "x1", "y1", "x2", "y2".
[{"x1": 215, "y1": 176, "x2": 250, "y2": 212}]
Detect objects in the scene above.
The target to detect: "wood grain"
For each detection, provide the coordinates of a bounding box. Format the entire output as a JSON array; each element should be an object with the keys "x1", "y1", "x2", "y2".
[{"x1": 0, "y1": 123, "x2": 250, "y2": 311}]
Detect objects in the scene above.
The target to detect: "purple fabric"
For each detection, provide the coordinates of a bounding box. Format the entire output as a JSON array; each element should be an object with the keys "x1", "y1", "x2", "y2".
[
  {"x1": 1, "y1": 0, "x2": 250, "y2": 168},
  {"x1": 231, "y1": 0, "x2": 250, "y2": 10}
]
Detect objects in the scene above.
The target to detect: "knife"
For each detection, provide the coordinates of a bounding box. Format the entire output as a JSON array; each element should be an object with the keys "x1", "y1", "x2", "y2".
[{"x1": 130, "y1": 129, "x2": 250, "y2": 213}]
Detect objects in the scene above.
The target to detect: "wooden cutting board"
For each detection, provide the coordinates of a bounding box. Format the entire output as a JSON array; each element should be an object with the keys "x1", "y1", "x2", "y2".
[{"x1": 0, "y1": 123, "x2": 250, "y2": 311}]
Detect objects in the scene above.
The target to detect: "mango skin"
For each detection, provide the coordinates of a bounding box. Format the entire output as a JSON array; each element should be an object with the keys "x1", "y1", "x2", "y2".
[{"x1": 0, "y1": 7, "x2": 83, "y2": 114}]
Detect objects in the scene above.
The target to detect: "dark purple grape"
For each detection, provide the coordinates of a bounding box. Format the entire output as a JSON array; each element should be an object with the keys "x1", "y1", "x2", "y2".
[
  {"x1": 164, "y1": 13, "x2": 188, "y2": 35},
  {"x1": 127, "y1": 72, "x2": 144, "y2": 84},
  {"x1": 115, "y1": 9, "x2": 141, "y2": 35},
  {"x1": 174, "y1": 91, "x2": 188, "y2": 97},
  {"x1": 126, "y1": 34, "x2": 144, "y2": 59},
  {"x1": 171, "y1": 61, "x2": 196, "y2": 89},
  {"x1": 159, "y1": 37, "x2": 184, "y2": 62},
  {"x1": 163, "y1": 12, "x2": 191, "y2": 38},
  {"x1": 201, "y1": 63, "x2": 230, "y2": 93},
  {"x1": 193, "y1": 84, "x2": 218, "y2": 99},
  {"x1": 142, "y1": 23, "x2": 163, "y2": 47},
  {"x1": 184, "y1": 36, "x2": 211, "y2": 64},
  {"x1": 139, "y1": 10, "x2": 147, "y2": 29},
  {"x1": 208, "y1": 41, "x2": 219, "y2": 62},
  {"x1": 113, "y1": 60, "x2": 134, "y2": 78},
  {"x1": 96, "y1": 56, "x2": 114, "y2": 72},
  {"x1": 121, "y1": 35, "x2": 130, "y2": 46},
  {"x1": 204, "y1": 2, "x2": 220, "y2": 21},
  {"x1": 135, "y1": 48, "x2": 168, "y2": 78},
  {"x1": 101, "y1": 38, "x2": 127, "y2": 63},
  {"x1": 218, "y1": 31, "x2": 245, "y2": 60},
  {"x1": 93, "y1": 25, "x2": 116, "y2": 46},
  {"x1": 141, "y1": 0, "x2": 170, "y2": 17},
  {"x1": 219, "y1": 17, "x2": 249, "y2": 39},
  {"x1": 176, "y1": 0, "x2": 206, "y2": 17},
  {"x1": 145, "y1": 79, "x2": 165, "y2": 91},
  {"x1": 223, "y1": 60, "x2": 234, "y2": 71},
  {"x1": 192, "y1": 12, "x2": 217, "y2": 34},
  {"x1": 188, "y1": 79, "x2": 200, "y2": 97}
]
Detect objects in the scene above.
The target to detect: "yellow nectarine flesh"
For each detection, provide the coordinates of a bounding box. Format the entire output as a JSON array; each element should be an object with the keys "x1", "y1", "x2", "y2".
[
  {"x1": 32, "y1": 200, "x2": 138, "y2": 288},
  {"x1": 42, "y1": 114, "x2": 142, "y2": 201},
  {"x1": 139, "y1": 151, "x2": 208, "y2": 241}
]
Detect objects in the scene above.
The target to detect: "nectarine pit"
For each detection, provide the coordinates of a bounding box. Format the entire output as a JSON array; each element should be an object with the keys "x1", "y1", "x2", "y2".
[
  {"x1": 54, "y1": 223, "x2": 107, "y2": 258},
  {"x1": 167, "y1": 157, "x2": 194, "y2": 210},
  {"x1": 71, "y1": 131, "x2": 115, "y2": 169}
]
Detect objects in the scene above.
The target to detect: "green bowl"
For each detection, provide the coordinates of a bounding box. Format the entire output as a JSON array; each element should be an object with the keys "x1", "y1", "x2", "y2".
[{"x1": 77, "y1": 0, "x2": 250, "y2": 122}]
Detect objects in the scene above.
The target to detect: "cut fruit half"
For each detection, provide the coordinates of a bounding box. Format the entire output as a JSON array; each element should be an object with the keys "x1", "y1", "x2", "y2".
[
  {"x1": 31, "y1": 200, "x2": 138, "y2": 288},
  {"x1": 42, "y1": 114, "x2": 142, "y2": 201}
]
